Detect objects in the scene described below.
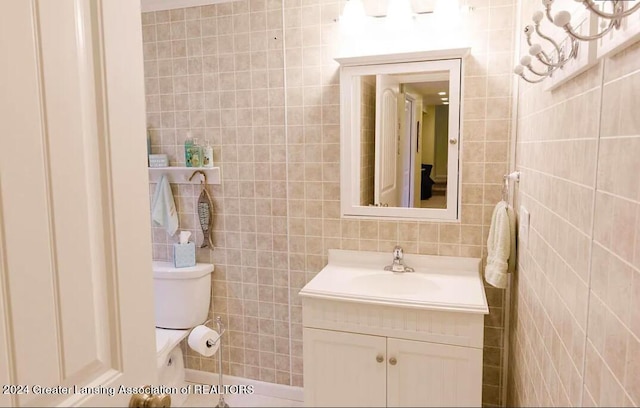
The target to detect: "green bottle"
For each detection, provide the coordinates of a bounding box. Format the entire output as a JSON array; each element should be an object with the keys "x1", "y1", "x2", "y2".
[
  {"x1": 185, "y1": 131, "x2": 193, "y2": 167},
  {"x1": 190, "y1": 138, "x2": 202, "y2": 167}
]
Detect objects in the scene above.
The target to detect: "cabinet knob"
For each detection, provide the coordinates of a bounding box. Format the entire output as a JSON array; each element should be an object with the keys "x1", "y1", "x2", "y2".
[
  {"x1": 389, "y1": 357, "x2": 397, "y2": 365},
  {"x1": 376, "y1": 354, "x2": 384, "y2": 363},
  {"x1": 449, "y1": 138, "x2": 458, "y2": 145}
]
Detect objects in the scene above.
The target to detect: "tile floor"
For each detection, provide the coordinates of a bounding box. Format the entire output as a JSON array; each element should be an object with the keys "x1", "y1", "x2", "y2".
[
  {"x1": 183, "y1": 383, "x2": 302, "y2": 407},
  {"x1": 184, "y1": 392, "x2": 303, "y2": 407}
]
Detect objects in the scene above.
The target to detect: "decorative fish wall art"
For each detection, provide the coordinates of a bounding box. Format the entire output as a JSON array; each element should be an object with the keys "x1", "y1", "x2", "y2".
[
  {"x1": 188, "y1": 170, "x2": 214, "y2": 249},
  {"x1": 197, "y1": 187, "x2": 214, "y2": 248}
]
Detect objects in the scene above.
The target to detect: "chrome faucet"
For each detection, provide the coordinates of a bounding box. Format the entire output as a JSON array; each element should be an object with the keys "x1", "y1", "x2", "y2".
[{"x1": 384, "y1": 246, "x2": 415, "y2": 273}]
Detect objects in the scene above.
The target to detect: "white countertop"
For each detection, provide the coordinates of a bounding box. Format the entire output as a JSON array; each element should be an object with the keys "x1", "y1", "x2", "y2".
[{"x1": 299, "y1": 249, "x2": 489, "y2": 314}]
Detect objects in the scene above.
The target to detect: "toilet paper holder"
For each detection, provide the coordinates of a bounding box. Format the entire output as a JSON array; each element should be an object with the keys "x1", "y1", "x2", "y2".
[
  {"x1": 199, "y1": 316, "x2": 229, "y2": 408},
  {"x1": 201, "y1": 317, "x2": 226, "y2": 349}
]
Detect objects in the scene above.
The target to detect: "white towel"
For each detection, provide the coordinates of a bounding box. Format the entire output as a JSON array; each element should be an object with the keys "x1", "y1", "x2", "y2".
[
  {"x1": 485, "y1": 201, "x2": 516, "y2": 289},
  {"x1": 151, "y1": 174, "x2": 179, "y2": 236}
]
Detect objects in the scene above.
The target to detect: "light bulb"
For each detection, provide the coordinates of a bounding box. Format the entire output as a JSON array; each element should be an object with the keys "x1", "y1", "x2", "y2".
[
  {"x1": 386, "y1": 0, "x2": 413, "y2": 32},
  {"x1": 341, "y1": 0, "x2": 366, "y2": 34},
  {"x1": 434, "y1": 0, "x2": 461, "y2": 27},
  {"x1": 532, "y1": 11, "x2": 544, "y2": 23},
  {"x1": 553, "y1": 11, "x2": 572, "y2": 27},
  {"x1": 529, "y1": 43, "x2": 543, "y2": 55},
  {"x1": 514, "y1": 65, "x2": 525, "y2": 75},
  {"x1": 520, "y1": 55, "x2": 532, "y2": 66}
]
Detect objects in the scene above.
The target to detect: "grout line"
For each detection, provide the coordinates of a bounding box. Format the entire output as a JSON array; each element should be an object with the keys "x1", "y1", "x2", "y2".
[
  {"x1": 602, "y1": 65, "x2": 640, "y2": 85},
  {"x1": 279, "y1": 0, "x2": 294, "y2": 387},
  {"x1": 249, "y1": 3, "x2": 267, "y2": 379},
  {"x1": 517, "y1": 137, "x2": 600, "y2": 143},
  {"x1": 596, "y1": 187, "x2": 640, "y2": 206},
  {"x1": 578, "y1": 58, "x2": 605, "y2": 407},
  {"x1": 599, "y1": 133, "x2": 640, "y2": 139},
  {"x1": 502, "y1": 0, "x2": 522, "y2": 401}
]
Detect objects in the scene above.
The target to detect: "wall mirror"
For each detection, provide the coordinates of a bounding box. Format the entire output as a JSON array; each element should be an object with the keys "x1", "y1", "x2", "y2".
[{"x1": 338, "y1": 50, "x2": 468, "y2": 221}]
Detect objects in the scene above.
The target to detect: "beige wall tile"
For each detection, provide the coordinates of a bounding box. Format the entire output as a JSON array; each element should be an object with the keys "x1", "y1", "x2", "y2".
[
  {"x1": 510, "y1": 1, "x2": 640, "y2": 406},
  {"x1": 144, "y1": 0, "x2": 518, "y2": 399}
]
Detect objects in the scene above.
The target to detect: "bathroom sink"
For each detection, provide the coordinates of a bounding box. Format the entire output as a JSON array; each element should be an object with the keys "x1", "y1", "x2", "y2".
[{"x1": 299, "y1": 249, "x2": 488, "y2": 313}]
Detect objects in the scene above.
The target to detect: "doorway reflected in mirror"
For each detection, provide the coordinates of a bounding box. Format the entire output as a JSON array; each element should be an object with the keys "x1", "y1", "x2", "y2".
[{"x1": 358, "y1": 73, "x2": 450, "y2": 209}]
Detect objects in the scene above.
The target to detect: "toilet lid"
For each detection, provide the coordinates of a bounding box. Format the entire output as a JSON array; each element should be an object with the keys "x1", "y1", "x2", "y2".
[{"x1": 155, "y1": 329, "x2": 171, "y2": 355}]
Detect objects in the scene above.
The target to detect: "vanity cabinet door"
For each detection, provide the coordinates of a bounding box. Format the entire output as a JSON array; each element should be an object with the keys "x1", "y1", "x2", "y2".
[
  {"x1": 386, "y1": 338, "x2": 483, "y2": 407},
  {"x1": 303, "y1": 328, "x2": 387, "y2": 407}
]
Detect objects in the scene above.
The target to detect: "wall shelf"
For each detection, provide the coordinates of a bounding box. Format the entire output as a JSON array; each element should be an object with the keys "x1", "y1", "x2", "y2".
[{"x1": 148, "y1": 167, "x2": 221, "y2": 185}]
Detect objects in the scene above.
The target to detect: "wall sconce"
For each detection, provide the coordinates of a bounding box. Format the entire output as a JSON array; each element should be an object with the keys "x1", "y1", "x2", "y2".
[
  {"x1": 514, "y1": 0, "x2": 640, "y2": 85},
  {"x1": 514, "y1": 9, "x2": 579, "y2": 83}
]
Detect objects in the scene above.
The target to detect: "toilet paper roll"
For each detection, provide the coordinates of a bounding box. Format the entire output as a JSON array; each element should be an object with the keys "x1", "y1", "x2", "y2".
[{"x1": 188, "y1": 325, "x2": 220, "y2": 357}]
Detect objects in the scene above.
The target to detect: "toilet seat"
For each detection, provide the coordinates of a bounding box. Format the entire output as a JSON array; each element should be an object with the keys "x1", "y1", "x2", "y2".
[
  {"x1": 155, "y1": 330, "x2": 171, "y2": 355},
  {"x1": 155, "y1": 328, "x2": 189, "y2": 350},
  {"x1": 155, "y1": 328, "x2": 189, "y2": 369}
]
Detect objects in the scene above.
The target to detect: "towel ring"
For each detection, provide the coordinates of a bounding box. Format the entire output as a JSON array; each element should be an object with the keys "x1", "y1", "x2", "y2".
[
  {"x1": 502, "y1": 177, "x2": 510, "y2": 202},
  {"x1": 189, "y1": 170, "x2": 207, "y2": 185},
  {"x1": 502, "y1": 171, "x2": 521, "y2": 203}
]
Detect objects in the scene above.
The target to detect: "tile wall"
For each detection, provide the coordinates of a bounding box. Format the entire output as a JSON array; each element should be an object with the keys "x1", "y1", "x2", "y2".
[
  {"x1": 508, "y1": 0, "x2": 640, "y2": 405},
  {"x1": 142, "y1": 1, "x2": 516, "y2": 405},
  {"x1": 143, "y1": 1, "x2": 292, "y2": 385}
]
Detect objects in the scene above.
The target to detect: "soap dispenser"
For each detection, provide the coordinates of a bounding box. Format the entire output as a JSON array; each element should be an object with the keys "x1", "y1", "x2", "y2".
[
  {"x1": 191, "y1": 138, "x2": 202, "y2": 167},
  {"x1": 203, "y1": 138, "x2": 214, "y2": 168},
  {"x1": 185, "y1": 131, "x2": 194, "y2": 167}
]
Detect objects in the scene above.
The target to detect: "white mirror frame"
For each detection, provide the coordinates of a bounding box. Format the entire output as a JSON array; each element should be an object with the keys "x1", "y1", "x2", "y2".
[{"x1": 338, "y1": 49, "x2": 469, "y2": 221}]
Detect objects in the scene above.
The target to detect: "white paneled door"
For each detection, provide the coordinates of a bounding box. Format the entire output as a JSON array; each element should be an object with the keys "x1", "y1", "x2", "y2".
[
  {"x1": 386, "y1": 338, "x2": 482, "y2": 407},
  {"x1": 0, "y1": 0, "x2": 156, "y2": 406},
  {"x1": 303, "y1": 328, "x2": 387, "y2": 407},
  {"x1": 374, "y1": 75, "x2": 400, "y2": 208}
]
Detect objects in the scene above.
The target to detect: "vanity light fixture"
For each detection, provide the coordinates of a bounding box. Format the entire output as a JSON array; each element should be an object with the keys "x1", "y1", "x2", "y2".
[
  {"x1": 340, "y1": 0, "x2": 367, "y2": 34},
  {"x1": 385, "y1": 0, "x2": 414, "y2": 31},
  {"x1": 340, "y1": 0, "x2": 469, "y2": 26},
  {"x1": 434, "y1": 0, "x2": 462, "y2": 24},
  {"x1": 514, "y1": 0, "x2": 640, "y2": 85}
]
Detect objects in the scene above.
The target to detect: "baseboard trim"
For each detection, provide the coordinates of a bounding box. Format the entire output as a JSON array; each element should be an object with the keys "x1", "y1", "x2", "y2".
[{"x1": 185, "y1": 369, "x2": 304, "y2": 402}]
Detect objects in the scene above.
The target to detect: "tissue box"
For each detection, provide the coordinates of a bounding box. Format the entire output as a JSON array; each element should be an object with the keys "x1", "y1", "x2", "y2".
[
  {"x1": 149, "y1": 154, "x2": 169, "y2": 168},
  {"x1": 173, "y1": 242, "x2": 196, "y2": 268}
]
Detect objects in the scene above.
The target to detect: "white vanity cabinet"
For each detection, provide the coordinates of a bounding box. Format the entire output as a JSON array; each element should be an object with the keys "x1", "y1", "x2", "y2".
[
  {"x1": 300, "y1": 250, "x2": 488, "y2": 408},
  {"x1": 303, "y1": 328, "x2": 387, "y2": 407}
]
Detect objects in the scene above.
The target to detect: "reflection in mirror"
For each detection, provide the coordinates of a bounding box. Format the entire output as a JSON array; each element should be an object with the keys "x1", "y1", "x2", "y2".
[
  {"x1": 358, "y1": 72, "x2": 451, "y2": 209},
  {"x1": 339, "y1": 55, "x2": 465, "y2": 221}
]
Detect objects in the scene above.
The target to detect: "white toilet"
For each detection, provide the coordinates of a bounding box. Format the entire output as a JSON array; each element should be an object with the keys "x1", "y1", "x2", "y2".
[{"x1": 153, "y1": 261, "x2": 214, "y2": 407}]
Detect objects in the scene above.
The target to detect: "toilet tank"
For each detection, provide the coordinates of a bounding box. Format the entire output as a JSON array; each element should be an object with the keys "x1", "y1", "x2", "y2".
[{"x1": 153, "y1": 261, "x2": 214, "y2": 329}]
